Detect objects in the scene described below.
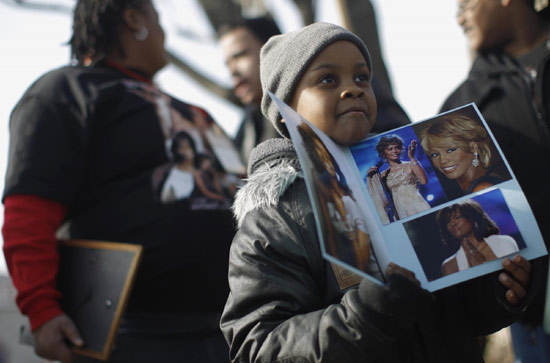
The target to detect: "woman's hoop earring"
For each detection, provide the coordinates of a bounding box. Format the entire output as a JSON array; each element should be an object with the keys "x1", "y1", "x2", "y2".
[
  {"x1": 472, "y1": 152, "x2": 480, "y2": 167},
  {"x1": 135, "y1": 27, "x2": 149, "y2": 41}
]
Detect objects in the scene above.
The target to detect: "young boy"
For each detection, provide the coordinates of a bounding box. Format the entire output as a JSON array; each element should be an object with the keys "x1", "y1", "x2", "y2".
[{"x1": 220, "y1": 22, "x2": 532, "y2": 363}]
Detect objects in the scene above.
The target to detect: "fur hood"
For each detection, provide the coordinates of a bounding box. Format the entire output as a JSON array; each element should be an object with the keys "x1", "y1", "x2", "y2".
[{"x1": 233, "y1": 138, "x2": 302, "y2": 227}]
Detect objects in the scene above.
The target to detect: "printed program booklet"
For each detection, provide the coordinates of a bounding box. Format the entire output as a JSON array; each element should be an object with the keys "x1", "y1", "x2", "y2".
[{"x1": 269, "y1": 91, "x2": 547, "y2": 291}]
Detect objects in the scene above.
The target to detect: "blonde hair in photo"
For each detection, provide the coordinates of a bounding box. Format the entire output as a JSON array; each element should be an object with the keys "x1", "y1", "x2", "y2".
[{"x1": 420, "y1": 115, "x2": 492, "y2": 167}]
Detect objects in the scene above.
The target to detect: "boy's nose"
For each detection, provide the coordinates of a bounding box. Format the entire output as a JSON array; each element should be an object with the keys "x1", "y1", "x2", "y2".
[{"x1": 340, "y1": 88, "x2": 364, "y2": 99}]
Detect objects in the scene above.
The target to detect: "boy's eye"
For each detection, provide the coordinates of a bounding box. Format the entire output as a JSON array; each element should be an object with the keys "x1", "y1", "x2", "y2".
[
  {"x1": 319, "y1": 74, "x2": 337, "y2": 84},
  {"x1": 355, "y1": 74, "x2": 370, "y2": 83}
]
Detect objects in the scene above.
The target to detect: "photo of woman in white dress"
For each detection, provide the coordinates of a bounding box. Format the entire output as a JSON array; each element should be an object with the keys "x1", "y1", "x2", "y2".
[
  {"x1": 366, "y1": 134, "x2": 431, "y2": 222},
  {"x1": 437, "y1": 199, "x2": 519, "y2": 276}
]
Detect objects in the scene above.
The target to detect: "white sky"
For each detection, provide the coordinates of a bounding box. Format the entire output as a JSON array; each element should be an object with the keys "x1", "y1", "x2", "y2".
[{"x1": 0, "y1": 0, "x2": 470, "y2": 274}]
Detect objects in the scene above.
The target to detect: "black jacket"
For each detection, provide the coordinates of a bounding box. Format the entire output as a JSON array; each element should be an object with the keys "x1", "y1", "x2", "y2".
[{"x1": 221, "y1": 138, "x2": 529, "y2": 363}]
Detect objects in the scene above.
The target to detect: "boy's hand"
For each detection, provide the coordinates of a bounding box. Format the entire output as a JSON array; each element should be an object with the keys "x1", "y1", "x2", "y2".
[
  {"x1": 386, "y1": 262, "x2": 420, "y2": 286},
  {"x1": 498, "y1": 255, "x2": 531, "y2": 306}
]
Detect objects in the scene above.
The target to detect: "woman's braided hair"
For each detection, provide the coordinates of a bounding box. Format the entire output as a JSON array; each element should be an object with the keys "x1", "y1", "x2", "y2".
[{"x1": 69, "y1": 0, "x2": 148, "y2": 65}]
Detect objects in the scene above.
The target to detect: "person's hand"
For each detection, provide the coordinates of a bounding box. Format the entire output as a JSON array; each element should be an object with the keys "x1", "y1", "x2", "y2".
[
  {"x1": 408, "y1": 140, "x2": 417, "y2": 160},
  {"x1": 367, "y1": 161, "x2": 384, "y2": 178},
  {"x1": 499, "y1": 255, "x2": 531, "y2": 306},
  {"x1": 386, "y1": 262, "x2": 421, "y2": 286},
  {"x1": 32, "y1": 314, "x2": 84, "y2": 363},
  {"x1": 461, "y1": 239, "x2": 486, "y2": 267},
  {"x1": 367, "y1": 165, "x2": 380, "y2": 177}
]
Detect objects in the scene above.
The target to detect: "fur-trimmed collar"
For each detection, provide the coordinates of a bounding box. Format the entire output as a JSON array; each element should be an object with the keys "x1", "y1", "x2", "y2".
[{"x1": 233, "y1": 138, "x2": 302, "y2": 227}]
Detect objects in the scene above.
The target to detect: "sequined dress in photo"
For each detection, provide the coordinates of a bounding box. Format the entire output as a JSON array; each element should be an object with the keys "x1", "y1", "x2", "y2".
[{"x1": 384, "y1": 162, "x2": 430, "y2": 220}]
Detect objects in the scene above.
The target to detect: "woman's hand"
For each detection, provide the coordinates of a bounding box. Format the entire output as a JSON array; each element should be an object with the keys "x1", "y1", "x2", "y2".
[
  {"x1": 462, "y1": 239, "x2": 487, "y2": 267},
  {"x1": 367, "y1": 165, "x2": 380, "y2": 178},
  {"x1": 408, "y1": 140, "x2": 429, "y2": 184},
  {"x1": 408, "y1": 140, "x2": 417, "y2": 161},
  {"x1": 32, "y1": 314, "x2": 84, "y2": 363},
  {"x1": 499, "y1": 255, "x2": 531, "y2": 306}
]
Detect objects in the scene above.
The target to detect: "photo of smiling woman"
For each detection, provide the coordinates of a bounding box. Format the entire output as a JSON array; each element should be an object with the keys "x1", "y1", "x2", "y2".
[
  {"x1": 417, "y1": 112, "x2": 511, "y2": 198},
  {"x1": 437, "y1": 199, "x2": 520, "y2": 276},
  {"x1": 366, "y1": 134, "x2": 431, "y2": 222}
]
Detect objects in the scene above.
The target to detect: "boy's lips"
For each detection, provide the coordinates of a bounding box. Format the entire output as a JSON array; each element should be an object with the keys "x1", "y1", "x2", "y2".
[{"x1": 337, "y1": 106, "x2": 368, "y2": 117}]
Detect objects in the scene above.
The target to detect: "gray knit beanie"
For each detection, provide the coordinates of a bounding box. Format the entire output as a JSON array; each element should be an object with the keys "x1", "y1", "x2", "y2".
[{"x1": 260, "y1": 22, "x2": 372, "y2": 138}]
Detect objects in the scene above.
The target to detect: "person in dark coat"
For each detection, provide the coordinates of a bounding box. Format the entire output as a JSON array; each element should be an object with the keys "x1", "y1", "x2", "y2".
[
  {"x1": 440, "y1": 1, "x2": 550, "y2": 361},
  {"x1": 221, "y1": 22, "x2": 534, "y2": 363}
]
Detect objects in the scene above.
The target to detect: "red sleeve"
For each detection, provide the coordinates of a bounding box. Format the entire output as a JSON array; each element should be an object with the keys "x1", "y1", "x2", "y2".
[{"x1": 2, "y1": 194, "x2": 67, "y2": 331}]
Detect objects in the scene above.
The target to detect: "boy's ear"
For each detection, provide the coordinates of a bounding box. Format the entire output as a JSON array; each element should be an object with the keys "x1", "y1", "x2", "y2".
[{"x1": 281, "y1": 118, "x2": 286, "y2": 124}]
